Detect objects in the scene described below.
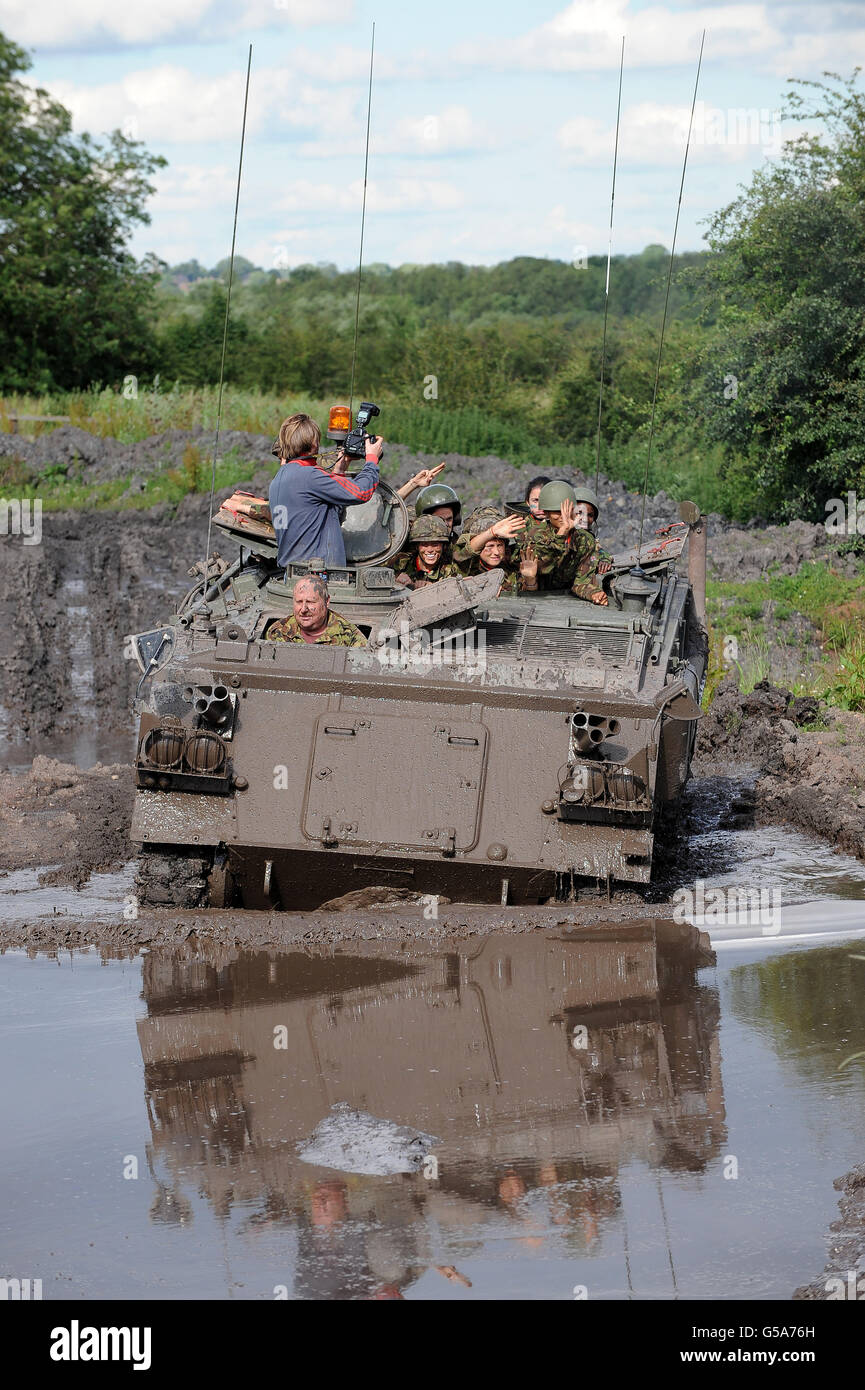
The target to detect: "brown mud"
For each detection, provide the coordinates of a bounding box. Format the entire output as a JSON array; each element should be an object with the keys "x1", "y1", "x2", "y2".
[
  {"x1": 0, "y1": 756, "x2": 132, "y2": 885},
  {"x1": 0, "y1": 899, "x2": 712, "y2": 957},
  {"x1": 794, "y1": 1162, "x2": 865, "y2": 1300},
  {"x1": 696, "y1": 675, "x2": 865, "y2": 862}
]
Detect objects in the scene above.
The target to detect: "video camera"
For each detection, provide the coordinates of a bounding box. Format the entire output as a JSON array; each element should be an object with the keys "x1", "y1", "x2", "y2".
[{"x1": 327, "y1": 401, "x2": 381, "y2": 459}]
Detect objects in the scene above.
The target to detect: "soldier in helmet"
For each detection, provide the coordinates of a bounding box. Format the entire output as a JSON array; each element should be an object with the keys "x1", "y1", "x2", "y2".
[
  {"x1": 571, "y1": 483, "x2": 612, "y2": 573},
  {"x1": 391, "y1": 480, "x2": 463, "y2": 580},
  {"x1": 413, "y1": 482, "x2": 462, "y2": 540},
  {"x1": 393, "y1": 515, "x2": 463, "y2": 590},
  {"x1": 521, "y1": 481, "x2": 608, "y2": 606},
  {"x1": 518, "y1": 480, "x2": 575, "y2": 589},
  {"x1": 454, "y1": 510, "x2": 538, "y2": 595}
]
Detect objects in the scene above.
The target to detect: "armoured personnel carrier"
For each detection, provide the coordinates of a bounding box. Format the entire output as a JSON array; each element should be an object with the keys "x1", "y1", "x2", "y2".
[{"x1": 129, "y1": 468, "x2": 708, "y2": 911}]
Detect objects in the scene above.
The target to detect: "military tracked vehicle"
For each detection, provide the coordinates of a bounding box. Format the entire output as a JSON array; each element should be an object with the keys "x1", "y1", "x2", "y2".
[{"x1": 128, "y1": 474, "x2": 708, "y2": 911}]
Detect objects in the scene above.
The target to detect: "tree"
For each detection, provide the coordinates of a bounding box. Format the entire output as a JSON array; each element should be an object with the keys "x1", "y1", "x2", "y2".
[
  {"x1": 693, "y1": 70, "x2": 865, "y2": 520},
  {"x1": 0, "y1": 31, "x2": 166, "y2": 391}
]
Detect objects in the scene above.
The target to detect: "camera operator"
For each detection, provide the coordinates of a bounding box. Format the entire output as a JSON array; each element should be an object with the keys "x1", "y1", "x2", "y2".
[{"x1": 269, "y1": 412, "x2": 382, "y2": 570}]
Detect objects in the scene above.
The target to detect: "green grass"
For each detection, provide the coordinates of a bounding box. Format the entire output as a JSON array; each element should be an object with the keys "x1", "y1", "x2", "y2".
[
  {"x1": 1, "y1": 386, "x2": 740, "y2": 519},
  {"x1": 0, "y1": 385, "x2": 328, "y2": 444},
  {"x1": 825, "y1": 634, "x2": 865, "y2": 711},
  {"x1": 1, "y1": 444, "x2": 260, "y2": 514},
  {"x1": 708, "y1": 563, "x2": 865, "y2": 642},
  {"x1": 705, "y1": 561, "x2": 865, "y2": 709}
]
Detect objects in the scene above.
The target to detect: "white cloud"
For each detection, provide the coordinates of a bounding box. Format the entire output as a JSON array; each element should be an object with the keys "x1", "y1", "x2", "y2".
[
  {"x1": 769, "y1": 25, "x2": 865, "y2": 78},
  {"x1": 43, "y1": 65, "x2": 261, "y2": 143},
  {"x1": 36, "y1": 67, "x2": 425, "y2": 154},
  {"x1": 274, "y1": 84, "x2": 365, "y2": 155},
  {"x1": 376, "y1": 105, "x2": 495, "y2": 155},
  {"x1": 0, "y1": 0, "x2": 354, "y2": 48},
  {"x1": 453, "y1": 1, "x2": 777, "y2": 71},
  {"x1": 38, "y1": 66, "x2": 367, "y2": 150},
  {"x1": 451, "y1": 0, "x2": 865, "y2": 79},
  {"x1": 558, "y1": 100, "x2": 789, "y2": 165},
  {"x1": 278, "y1": 177, "x2": 464, "y2": 214},
  {"x1": 152, "y1": 163, "x2": 240, "y2": 212},
  {"x1": 297, "y1": 102, "x2": 496, "y2": 159}
]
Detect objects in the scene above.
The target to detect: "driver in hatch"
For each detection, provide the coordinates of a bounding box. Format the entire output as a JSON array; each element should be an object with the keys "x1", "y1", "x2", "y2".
[
  {"x1": 265, "y1": 575, "x2": 367, "y2": 647},
  {"x1": 269, "y1": 412, "x2": 382, "y2": 570}
]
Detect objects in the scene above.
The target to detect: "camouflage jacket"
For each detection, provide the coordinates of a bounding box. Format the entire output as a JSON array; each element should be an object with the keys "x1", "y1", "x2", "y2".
[
  {"x1": 265, "y1": 610, "x2": 367, "y2": 647},
  {"x1": 515, "y1": 517, "x2": 566, "y2": 586},
  {"x1": 517, "y1": 519, "x2": 603, "y2": 600},
  {"x1": 391, "y1": 550, "x2": 460, "y2": 585},
  {"x1": 454, "y1": 548, "x2": 526, "y2": 595}
]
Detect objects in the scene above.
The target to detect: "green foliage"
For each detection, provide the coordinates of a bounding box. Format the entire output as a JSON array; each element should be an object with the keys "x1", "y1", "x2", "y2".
[
  {"x1": 825, "y1": 636, "x2": 865, "y2": 710},
  {"x1": 8, "y1": 443, "x2": 255, "y2": 514},
  {"x1": 705, "y1": 561, "x2": 865, "y2": 707},
  {"x1": 0, "y1": 31, "x2": 166, "y2": 392},
  {"x1": 692, "y1": 69, "x2": 865, "y2": 521}
]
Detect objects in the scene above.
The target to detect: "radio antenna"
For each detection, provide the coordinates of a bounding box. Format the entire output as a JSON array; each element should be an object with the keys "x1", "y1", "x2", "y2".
[
  {"x1": 203, "y1": 43, "x2": 252, "y2": 583},
  {"x1": 594, "y1": 35, "x2": 625, "y2": 496},
  {"x1": 348, "y1": 22, "x2": 376, "y2": 416},
  {"x1": 635, "y1": 30, "x2": 704, "y2": 561}
]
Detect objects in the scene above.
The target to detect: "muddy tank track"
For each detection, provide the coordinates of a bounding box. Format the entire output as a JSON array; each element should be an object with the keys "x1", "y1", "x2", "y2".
[{"x1": 134, "y1": 845, "x2": 234, "y2": 910}]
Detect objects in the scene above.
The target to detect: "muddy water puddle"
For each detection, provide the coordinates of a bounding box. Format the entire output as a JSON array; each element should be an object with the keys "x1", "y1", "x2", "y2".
[
  {"x1": 0, "y1": 866, "x2": 136, "y2": 924},
  {"x1": 1, "y1": 726, "x2": 136, "y2": 774},
  {"x1": 3, "y1": 924, "x2": 865, "y2": 1300}
]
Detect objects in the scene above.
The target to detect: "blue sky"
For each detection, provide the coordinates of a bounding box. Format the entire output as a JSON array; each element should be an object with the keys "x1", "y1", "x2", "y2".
[{"x1": 1, "y1": 0, "x2": 858, "y2": 270}]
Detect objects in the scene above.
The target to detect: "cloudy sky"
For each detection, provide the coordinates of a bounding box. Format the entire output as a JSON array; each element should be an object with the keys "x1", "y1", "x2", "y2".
[{"x1": 1, "y1": 0, "x2": 858, "y2": 270}]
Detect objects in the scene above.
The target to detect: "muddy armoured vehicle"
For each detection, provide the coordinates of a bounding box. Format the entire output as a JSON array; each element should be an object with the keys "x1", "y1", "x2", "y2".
[{"x1": 129, "y1": 475, "x2": 708, "y2": 910}]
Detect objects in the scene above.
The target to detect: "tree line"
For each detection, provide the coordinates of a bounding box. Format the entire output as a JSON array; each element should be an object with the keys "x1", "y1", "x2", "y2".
[{"x1": 1, "y1": 26, "x2": 863, "y2": 524}]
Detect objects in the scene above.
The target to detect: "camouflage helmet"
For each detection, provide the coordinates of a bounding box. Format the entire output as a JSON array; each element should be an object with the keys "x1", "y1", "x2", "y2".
[
  {"x1": 409, "y1": 514, "x2": 451, "y2": 545},
  {"x1": 464, "y1": 504, "x2": 504, "y2": 536},
  {"x1": 414, "y1": 483, "x2": 462, "y2": 528},
  {"x1": 469, "y1": 510, "x2": 514, "y2": 544},
  {"x1": 571, "y1": 484, "x2": 601, "y2": 515},
  {"x1": 537, "y1": 480, "x2": 577, "y2": 513}
]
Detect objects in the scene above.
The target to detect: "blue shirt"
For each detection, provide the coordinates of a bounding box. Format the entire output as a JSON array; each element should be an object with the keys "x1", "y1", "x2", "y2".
[{"x1": 269, "y1": 456, "x2": 380, "y2": 569}]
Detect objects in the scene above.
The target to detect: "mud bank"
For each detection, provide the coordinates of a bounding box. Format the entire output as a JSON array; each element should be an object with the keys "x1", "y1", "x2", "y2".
[
  {"x1": 696, "y1": 676, "x2": 865, "y2": 862},
  {"x1": 0, "y1": 900, "x2": 712, "y2": 956},
  {"x1": 1, "y1": 423, "x2": 721, "y2": 543},
  {"x1": 0, "y1": 500, "x2": 209, "y2": 742},
  {"x1": 0, "y1": 756, "x2": 132, "y2": 885},
  {"x1": 794, "y1": 1163, "x2": 865, "y2": 1299}
]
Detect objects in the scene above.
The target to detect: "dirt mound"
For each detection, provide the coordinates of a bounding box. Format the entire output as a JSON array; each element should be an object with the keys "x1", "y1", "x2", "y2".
[
  {"x1": 695, "y1": 674, "x2": 865, "y2": 863},
  {"x1": 694, "y1": 674, "x2": 820, "y2": 775},
  {"x1": 0, "y1": 757, "x2": 133, "y2": 884},
  {"x1": 0, "y1": 502, "x2": 214, "y2": 742},
  {"x1": 706, "y1": 517, "x2": 858, "y2": 581},
  {"x1": 0, "y1": 425, "x2": 273, "y2": 489}
]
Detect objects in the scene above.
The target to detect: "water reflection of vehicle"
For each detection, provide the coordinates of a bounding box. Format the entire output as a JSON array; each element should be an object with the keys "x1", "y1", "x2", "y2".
[{"x1": 137, "y1": 926, "x2": 724, "y2": 1298}]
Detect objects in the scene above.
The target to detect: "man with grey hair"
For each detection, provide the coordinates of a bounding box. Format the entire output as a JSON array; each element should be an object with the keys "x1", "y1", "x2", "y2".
[{"x1": 265, "y1": 574, "x2": 367, "y2": 647}]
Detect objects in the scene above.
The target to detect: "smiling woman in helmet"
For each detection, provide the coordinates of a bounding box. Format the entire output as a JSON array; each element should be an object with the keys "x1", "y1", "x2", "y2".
[{"x1": 393, "y1": 515, "x2": 462, "y2": 589}]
